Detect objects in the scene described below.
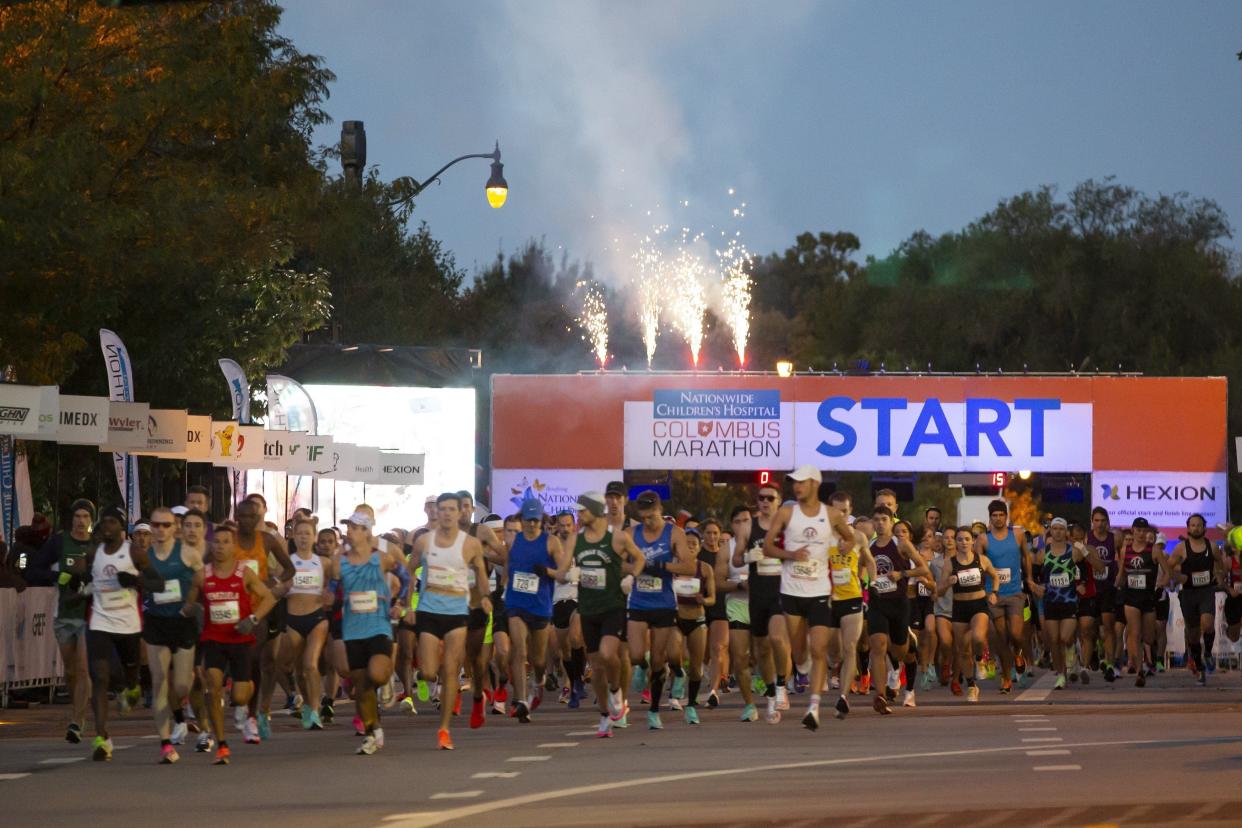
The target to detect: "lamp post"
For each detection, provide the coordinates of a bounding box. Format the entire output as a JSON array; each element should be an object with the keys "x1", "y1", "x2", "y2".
[{"x1": 388, "y1": 140, "x2": 509, "y2": 210}]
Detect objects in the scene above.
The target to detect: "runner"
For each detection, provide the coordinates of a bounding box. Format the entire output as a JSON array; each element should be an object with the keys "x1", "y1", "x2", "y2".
[
  {"x1": 328, "y1": 509, "x2": 402, "y2": 755},
  {"x1": 669, "y1": 527, "x2": 716, "y2": 724},
  {"x1": 699, "y1": 518, "x2": 731, "y2": 708},
  {"x1": 47, "y1": 499, "x2": 96, "y2": 744},
  {"x1": 1084, "y1": 507, "x2": 1125, "y2": 681},
  {"x1": 502, "y1": 498, "x2": 570, "y2": 723},
  {"x1": 1118, "y1": 517, "x2": 1169, "y2": 686},
  {"x1": 627, "y1": 489, "x2": 697, "y2": 731},
  {"x1": 1223, "y1": 533, "x2": 1242, "y2": 648},
  {"x1": 550, "y1": 510, "x2": 586, "y2": 708},
  {"x1": 1028, "y1": 518, "x2": 1104, "y2": 689},
  {"x1": 141, "y1": 506, "x2": 204, "y2": 764},
  {"x1": 1168, "y1": 514, "x2": 1221, "y2": 685},
  {"x1": 868, "y1": 507, "x2": 928, "y2": 713},
  {"x1": 280, "y1": 516, "x2": 330, "y2": 730},
  {"x1": 315, "y1": 526, "x2": 343, "y2": 725},
  {"x1": 734, "y1": 483, "x2": 791, "y2": 724},
  {"x1": 722, "y1": 505, "x2": 757, "y2": 722},
  {"x1": 974, "y1": 500, "x2": 1032, "y2": 693},
  {"x1": 83, "y1": 506, "x2": 151, "y2": 760},
  {"x1": 937, "y1": 525, "x2": 1001, "y2": 703},
  {"x1": 199, "y1": 521, "x2": 275, "y2": 765},
  {"x1": 460, "y1": 493, "x2": 507, "y2": 727},
  {"x1": 827, "y1": 491, "x2": 876, "y2": 719},
  {"x1": 408, "y1": 493, "x2": 492, "y2": 750}
]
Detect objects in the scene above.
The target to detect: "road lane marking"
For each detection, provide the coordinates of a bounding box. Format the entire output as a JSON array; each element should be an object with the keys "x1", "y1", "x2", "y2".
[
  {"x1": 1011, "y1": 715, "x2": 1049, "y2": 721},
  {"x1": 506, "y1": 755, "x2": 551, "y2": 762},
  {"x1": 40, "y1": 757, "x2": 86, "y2": 765},
  {"x1": 430, "y1": 791, "x2": 483, "y2": 800},
  {"x1": 1018, "y1": 727, "x2": 1057, "y2": 732},
  {"x1": 1033, "y1": 765, "x2": 1081, "y2": 771},
  {"x1": 472, "y1": 772, "x2": 520, "y2": 779},
  {"x1": 0, "y1": 773, "x2": 31, "y2": 780},
  {"x1": 1021, "y1": 737, "x2": 1063, "y2": 743},
  {"x1": 379, "y1": 736, "x2": 1199, "y2": 828},
  {"x1": 566, "y1": 731, "x2": 597, "y2": 736},
  {"x1": 1025, "y1": 749, "x2": 1071, "y2": 756},
  {"x1": 140, "y1": 735, "x2": 160, "y2": 740},
  {"x1": 537, "y1": 742, "x2": 579, "y2": 748},
  {"x1": 1015, "y1": 671, "x2": 1057, "y2": 702}
]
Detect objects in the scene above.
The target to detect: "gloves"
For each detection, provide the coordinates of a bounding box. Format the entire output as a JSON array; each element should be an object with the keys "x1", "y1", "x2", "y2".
[
  {"x1": 116, "y1": 572, "x2": 140, "y2": 589},
  {"x1": 140, "y1": 567, "x2": 166, "y2": 594},
  {"x1": 531, "y1": 563, "x2": 549, "y2": 578},
  {"x1": 234, "y1": 615, "x2": 258, "y2": 635}
]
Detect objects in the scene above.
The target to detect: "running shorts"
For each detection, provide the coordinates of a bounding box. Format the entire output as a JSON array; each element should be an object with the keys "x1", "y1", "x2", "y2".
[
  {"x1": 1123, "y1": 592, "x2": 1156, "y2": 614},
  {"x1": 1042, "y1": 601, "x2": 1077, "y2": 621},
  {"x1": 705, "y1": 598, "x2": 728, "y2": 624},
  {"x1": 345, "y1": 634, "x2": 392, "y2": 671},
  {"x1": 628, "y1": 608, "x2": 676, "y2": 629},
  {"x1": 286, "y1": 610, "x2": 327, "y2": 639},
  {"x1": 867, "y1": 599, "x2": 909, "y2": 646},
  {"x1": 726, "y1": 598, "x2": 750, "y2": 630},
  {"x1": 828, "y1": 597, "x2": 863, "y2": 628},
  {"x1": 1179, "y1": 587, "x2": 1216, "y2": 623},
  {"x1": 87, "y1": 629, "x2": 141, "y2": 679},
  {"x1": 201, "y1": 640, "x2": 252, "y2": 681},
  {"x1": 416, "y1": 611, "x2": 468, "y2": 640},
  {"x1": 581, "y1": 607, "x2": 627, "y2": 653},
  {"x1": 675, "y1": 616, "x2": 706, "y2": 638},
  {"x1": 952, "y1": 597, "x2": 990, "y2": 624},
  {"x1": 507, "y1": 608, "x2": 550, "y2": 632},
  {"x1": 780, "y1": 593, "x2": 831, "y2": 629},
  {"x1": 749, "y1": 589, "x2": 783, "y2": 637},
  {"x1": 1155, "y1": 590, "x2": 1170, "y2": 622},
  {"x1": 552, "y1": 599, "x2": 578, "y2": 630},
  {"x1": 142, "y1": 615, "x2": 198, "y2": 652},
  {"x1": 988, "y1": 593, "x2": 1025, "y2": 621}
]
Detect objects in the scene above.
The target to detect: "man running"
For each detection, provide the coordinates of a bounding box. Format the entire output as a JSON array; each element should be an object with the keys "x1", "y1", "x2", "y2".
[
  {"x1": 1168, "y1": 513, "x2": 1220, "y2": 685},
  {"x1": 550, "y1": 510, "x2": 586, "y2": 707},
  {"x1": 1029, "y1": 517, "x2": 1104, "y2": 689},
  {"x1": 734, "y1": 482, "x2": 790, "y2": 723},
  {"x1": 868, "y1": 506, "x2": 928, "y2": 713},
  {"x1": 409, "y1": 493, "x2": 492, "y2": 750},
  {"x1": 974, "y1": 499, "x2": 1032, "y2": 693},
  {"x1": 1084, "y1": 507, "x2": 1124, "y2": 681},
  {"x1": 460, "y1": 493, "x2": 507, "y2": 723},
  {"x1": 827, "y1": 491, "x2": 876, "y2": 719},
  {"x1": 46, "y1": 499, "x2": 96, "y2": 744},
  {"x1": 142, "y1": 506, "x2": 204, "y2": 763}
]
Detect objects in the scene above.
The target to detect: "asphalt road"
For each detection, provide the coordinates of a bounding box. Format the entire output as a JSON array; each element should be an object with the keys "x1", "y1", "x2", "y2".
[{"x1": 3, "y1": 669, "x2": 1241, "y2": 828}]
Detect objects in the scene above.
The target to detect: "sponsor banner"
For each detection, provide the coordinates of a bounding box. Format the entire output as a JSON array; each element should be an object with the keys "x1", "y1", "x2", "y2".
[
  {"x1": 100, "y1": 329, "x2": 140, "y2": 525},
  {"x1": 0, "y1": 384, "x2": 55, "y2": 436},
  {"x1": 260, "y1": 430, "x2": 299, "y2": 472},
  {"x1": 266, "y1": 374, "x2": 318, "y2": 434},
  {"x1": 55, "y1": 395, "x2": 110, "y2": 445},
  {"x1": 372, "y1": 453, "x2": 426, "y2": 486},
  {"x1": 344, "y1": 446, "x2": 380, "y2": 483},
  {"x1": 208, "y1": 421, "x2": 262, "y2": 466},
  {"x1": 3, "y1": 587, "x2": 61, "y2": 685},
  {"x1": 139, "y1": 409, "x2": 187, "y2": 455},
  {"x1": 623, "y1": 389, "x2": 793, "y2": 470},
  {"x1": 491, "y1": 469, "x2": 623, "y2": 516},
  {"x1": 0, "y1": 436, "x2": 13, "y2": 543},
  {"x1": 218, "y1": 359, "x2": 250, "y2": 424},
  {"x1": 101, "y1": 402, "x2": 151, "y2": 450},
  {"x1": 286, "y1": 435, "x2": 335, "y2": 475},
  {"x1": 792, "y1": 398, "x2": 1092, "y2": 472},
  {"x1": 1092, "y1": 470, "x2": 1228, "y2": 527},
  {"x1": 173, "y1": 415, "x2": 211, "y2": 462}
]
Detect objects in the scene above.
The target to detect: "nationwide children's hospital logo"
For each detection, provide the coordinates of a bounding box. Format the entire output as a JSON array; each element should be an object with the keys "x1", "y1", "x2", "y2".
[{"x1": 508, "y1": 476, "x2": 580, "y2": 512}]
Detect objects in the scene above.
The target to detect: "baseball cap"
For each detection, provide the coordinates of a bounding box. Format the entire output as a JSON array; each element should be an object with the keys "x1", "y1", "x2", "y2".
[
  {"x1": 340, "y1": 511, "x2": 375, "y2": 529},
  {"x1": 787, "y1": 464, "x2": 822, "y2": 484},
  {"x1": 170, "y1": 505, "x2": 189, "y2": 517},
  {"x1": 1131, "y1": 517, "x2": 1152, "y2": 529},
  {"x1": 1049, "y1": 517, "x2": 1068, "y2": 529},
  {"x1": 424, "y1": 494, "x2": 437, "y2": 505},
  {"x1": 575, "y1": 491, "x2": 607, "y2": 518},
  {"x1": 685, "y1": 526, "x2": 702, "y2": 539},
  {"x1": 635, "y1": 490, "x2": 661, "y2": 510},
  {"x1": 605, "y1": 480, "x2": 626, "y2": 497},
  {"x1": 99, "y1": 505, "x2": 127, "y2": 525},
  {"x1": 520, "y1": 498, "x2": 544, "y2": 521}
]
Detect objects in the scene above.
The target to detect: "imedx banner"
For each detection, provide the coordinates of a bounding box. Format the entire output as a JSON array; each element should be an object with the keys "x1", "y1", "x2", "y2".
[
  {"x1": 624, "y1": 390, "x2": 793, "y2": 470},
  {"x1": 1092, "y1": 470, "x2": 1228, "y2": 528}
]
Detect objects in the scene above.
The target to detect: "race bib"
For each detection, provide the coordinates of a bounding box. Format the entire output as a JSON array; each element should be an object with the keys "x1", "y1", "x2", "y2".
[
  {"x1": 1191, "y1": 570, "x2": 1211, "y2": 588},
  {"x1": 349, "y1": 590, "x2": 378, "y2": 613},
  {"x1": 831, "y1": 566, "x2": 852, "y2": 585},
  {"x1": 151, "y1": 580, "x2": 182, "y2": 605},
  {"x1": 100, "y1": 588, "x2": 132, "y2": 611},
  {"x1": 512, "y1": 572, "x2": 540, "y2": 594},
  {"x1": 210, "y1": 600, "x2": 240, "y2": 624},
  {"x1": 956, "y1": 568, "x2": 981, "y2": 588},
  {"x1": 241, "y1": 559, "x2": 260, "y2": 575},
  {"x1": 673, "y1": 577, "x2": 701, "y2": 596},
  {"x1": 635, "y1": 574, "x2": 663, "y2": 593},
  {"x1": 756, "y1": 558, "x2": 782, "y2": 576},
  {"x1": 293, "y1": 570, "x2": 323, "y2": 590},
  {"x1": 873, "y1": 576, "x2": 896, "y2": 594},
  {"x1": 995, "y1": 568, "x2": 1011, "y2": 585},
  {"x1": 791, "y1": 560, "x2": 821, "y2": 580},
  {"x1": 917, "y1": 582, "x2": 932, "y2": 598},
  {"x1": 1127, "y1": 573, "x2": 1147, "y2": 590},
  {"x1": 428, "y1": 566, "x2": 463, "y2": 591},
  {"x1": 1094, "y1": 569, "x2": 1110, "y2": 582},
  {"x1": 580, "y1": 567, "x2": 606, "y2": 590},
  {"x1": 1048, "y1": 572, "x2": 1071, "y2": 589}
]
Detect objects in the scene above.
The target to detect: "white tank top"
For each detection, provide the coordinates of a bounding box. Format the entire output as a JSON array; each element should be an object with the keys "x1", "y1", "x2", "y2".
[
  {"x1": 780, "y1": 502, "x2": 834, "y2": 598},
  {"x1": 424, "y1": 529, "x2": 470, "y2": 596},
  {"x1": 288, "y1": 552, "x2": 325, "y2": 596},
  {"x1": 90, "y1": 541, "x2": 141, "y2": 633},
  {"x1": 726, "y1": 537, "x2": 749, "y2": 604}
]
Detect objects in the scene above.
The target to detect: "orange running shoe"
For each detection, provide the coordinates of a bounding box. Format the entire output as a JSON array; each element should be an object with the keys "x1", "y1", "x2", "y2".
[
  {"x1": 453, "y1": 695, "x2": 462, "y2": 716},
  {"x1": 950, "y1": 678, "x2": 963, "y2": 696},
  {"x1": 859, "y1": 674, "x2": 872, "y2": 694},
  {"x1": 213, "y1": 745, "x2": 231, "y2": 765},
  {"x1": 437, "y1": 728, "x2": 454, "y2": 751},
  {"x1": 470, "y1": 697, "x2": 485, "y2": 729}
]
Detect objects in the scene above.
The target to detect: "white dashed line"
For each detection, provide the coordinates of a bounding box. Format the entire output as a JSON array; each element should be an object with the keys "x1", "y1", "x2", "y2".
[
  {"x1": 472, "y1": 772, "x2": 521, "y2": 779},
  {"x1": 565, "y1": 731, "x2": 597, "y2": 736},
  {"x1": 40, "y1": 757, "x2": 86, "y2": 765},
  {"x1": 140, "y1": 735, "x2": 160, "y2": 740},
  {"x1": 506, "y1": 755, "x2": 551, "y2": 762},
  {"x1": 1015, "y1": 672, "x2": 1057, "y2": 702},
  {"x1": 1033, "y1": 764, "x2": 1081, "y2": 771},
  {"x1": 1011, "y1": 715, "x2": 1049, "y2": 721},
  {"x1": 1018, "y1": 727, "x2": 1057, "y2": 732},
  {"x1": 430, "y1": 791, "x2": 483, "y2": 800},
  {"x1": 1021, "y1": 737, "x2": 1063, "y2": 743},
  {"x1": 0, "y1": 773, "x2": 31, "y2": 780},
  {"x1": 114, "y1": 745, "x2": 134, "y2": 751},
  {"x1": 537, "y1": 742, "x2": 579, "y2": 748},
  {"x1": 1025, "y1": 749, "x2": 1071, "y2": 756}
]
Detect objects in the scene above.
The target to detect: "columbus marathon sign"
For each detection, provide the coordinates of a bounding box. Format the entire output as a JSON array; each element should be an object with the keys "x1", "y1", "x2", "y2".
[{"x1": 624, "y1": 390, "x2": 792, "y2": 470}]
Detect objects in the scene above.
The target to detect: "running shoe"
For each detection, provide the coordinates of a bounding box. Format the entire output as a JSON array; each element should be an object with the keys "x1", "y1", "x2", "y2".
[
  {"x1": 671, "y1": 672, "x2": 686, "y2": 700},
  {"x1": 752, "y1": 675, "x2": 767, "y2": 695},
  {"x1": 417, "y1": 677, "x2": 430, "y2": 702},
  {"x1": 495, "y1": 685, "x2": 509, "y2": 702},
  {"x1": 400, "y1": 695, "x2": 417, "y2": 715},
  {"x1": 213, "y1": 745, "x2": 230, "y2": 765},
  {"x1": 1068, "y1": 669, "x2": 1079, "y2": 683},
  {"x1": 568, "y1": 684, "x2": 582, "y2": 710},
  {"x1": 919, "y1": 669, "x2": 933, "y2": 691},
  {"x1": 1018, "y1": 670, "x2": 1034, "y2": 689},
  {"x1": 740, "y1": 703, "x2": 758, "y2": 722},
  {"x1": 470, "y1": 698, "x2": 486, "y2": 729},
  {"x1": 437, "y1": 728, "x2": 454, "y2": 750},
  {"x1": 950, "y1": 678, "x2": 963, "y2": 696},
  {"x1": 300, "y1": 706, "x2": 314, "y2": 729},
  {"x1": 647, "y1": 711, "x2": 663, "y2": 730},
  {"x1": 701, "y1": 690, "x2": 716, "y2": 708},
  {"x1": 234, "y1": 705, "x2": 247, "y2": 733},
  {"x1": 684, "y1": 706, "x2": 700, "y2": 725},
  {"x1": 798, "y1": 672, "x2": 811, "y2": 693},
  {"x1": 357, "y1": 735, "x2": 378, "y2": 755},
  {"x1": 65, "y1": 722, "x2": 82, "y2": 744},
  {"x1": 873, "y1": 695, "x2": 892, "y2": 715},
  {"x1": 559, "y1": 686, "x2": 571, "y2": 705},
  {"x1": 159, "y1": 744, "x2": 179, "y2": 764},
  {"x1": 120, "y1": 684, "x2": 141, "y2": 716},
  {"x1": 1103, "y1": 663, "x2": 1116, "y2": 683},
  {"x1": 827, "y1": 674, "x2": 839, "y2": 692},
  {"x1": 641, "y1": 688, "x2": 652, "y2": 704},
  {"x1": 966, "y1": 685, "x2": 980, "y2": 702},
  {"x1": 373, "y1": 727, "x2": 386, "y2": 749},
  {"x1": 885, "y1": 685, "x2": 897, "y2": 702},
  {"x1": 614, "y1": 712, "x2": 629, "y2": 728},
  {"x1": 1079, "y1": 669, "x2": 1091, "y2": 685},
  {"x1": 170, "y1": 721, "x2": 188, "y2": 745},
  {"x1": 257, "y1": 712, "x2": 271, "y2": 740},
  {"x1": 196, "y1": 732, "x2": 214, "y2": 753},
  {"x1": 834, "y1": 696, "x2": 850, "y2": 719},
  {"x1": 379, "y1": 678, "x2": 396, "y2": 709},
  {"x1": 887, "y1": 668, "x2": 902, "y2": 691},
  {"x1": 974, "y1": 662, "x2": 988, "y2": 682},
  {"x1": 801, "y1": 706, "x2": 820, "y2": 731},
  {"x1": 1053, "y1": 674, "x2": 1066, "y2": 690},
  {"x1": 1197, "y1": 671, "x2": 1207, "y2": 687},
  {"x1": 515, "y1": 700, "x2": 531, "y2": 723},
  {"x1": 859, "y1": 674, "x2": 872, "y2": 695},
  {"x1": 1015, "y1": 654, "x2": 1027, "y2": 674},
  {"x1": 531, "y1": 687, "x2": 545, "y2": 713},
  {"x1": 939, "y1": 664, "x2": 950, "y2": 686},
  {"x1": 630, "y1": 664, "x2": 648, "y2": 694},
  {"x1": 668, "y1": 697, "x2": 683, "y2": 712},
  {"x1": 902, "y1": 690, "x2": 917, "y2": 708},
  {"x1": 999, "y1": 678, "x2": 1012, "y2": 695},
  {"x1": 92, "y1": 736, "x2": 113, "y2": 761},
  {"x1": 607, "y1": 690, "x2": 623, "y2": 720},
  {"x1": 764, "y1": 702, "x2": 781, "y2": 724},
  {"x1": 775, "y1": 685, "x2": 790, "y2": 711},
  {"x1": 492, "y1": 698, "x2": 506, "y2": 716},
  {"x1": 243, "y1": 716, "x2": 261, "y2": 744},
  {"x1": 596, "y1": 716, "x2": 614, "y2": 738},
  {"x1": 321, "y1": 697, "x2": 335, "y2": 724},
  {"x1": 1135, "y1": 672, "x2": 1146, "y2": 688},
  {"x1": 352, "y1": 715, "x2": 365, "y2": 736}
]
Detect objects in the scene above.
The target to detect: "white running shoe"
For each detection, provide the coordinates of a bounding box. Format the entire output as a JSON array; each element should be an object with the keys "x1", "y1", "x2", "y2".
[
  {"x1": 379, "y1": 678, "x2": 396, "y2": 709},
  {"x1": 233, "y1": 705, "x2": 247, "y2": 733},
  {"x1": 829, "y1": 676, "x2": 841, "y2": 691},
  {"x1": 887, "y1": 668, "x2": 902, "y2": 691},
  {"x1": 356, "y1": 735, "x2": 378, "y2": 755},
  {"x1": 170, "y1": 722, "x2": 188, "y2": 745},
  {"x1": 902, "y1": 689, "x2": 917, "y2": 708},
  {"x1": 243, "y1": 716, "x2": 261, "y2": 744},
  {"x1": 373, "y1": 727, "x2": 385, "y2": 749},
  {"x1": 607, "y1": 689, "x2": 622, "y2": 719},
  {"x1": 668, "y1": 697, "x2": 683, "y2": 711},
  {"x1": 775, "y1": 685, "x2": 789, "y2": 711},
  {"x1": 967, "y1": 685, "x2": 980, "y2": 703},
  {"x1": 975, "y1": 663, "x2": 988, "y2": 682}
]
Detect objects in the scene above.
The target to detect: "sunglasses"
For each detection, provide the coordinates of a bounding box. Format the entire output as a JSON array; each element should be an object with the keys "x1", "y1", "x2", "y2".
[
  {"x1": 150, "y1": 521, "x2": 174, "y2": 528},
  {"x1": 757, "y1": 495, "x2": 778, "y2": 502}
]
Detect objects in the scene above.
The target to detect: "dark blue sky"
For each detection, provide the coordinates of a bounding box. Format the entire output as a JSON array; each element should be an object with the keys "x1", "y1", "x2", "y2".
[{"x1": 280, "y1": 1, "x2": 1242, "y2": 279}]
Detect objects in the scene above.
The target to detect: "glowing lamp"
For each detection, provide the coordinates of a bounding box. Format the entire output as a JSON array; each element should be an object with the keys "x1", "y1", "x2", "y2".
[
  {"x1": 485, "y1": 158, "x2": 508, "y2": 209},
  {"x1": 776, "y1": 360, "x2": 793, "y2": 378}
]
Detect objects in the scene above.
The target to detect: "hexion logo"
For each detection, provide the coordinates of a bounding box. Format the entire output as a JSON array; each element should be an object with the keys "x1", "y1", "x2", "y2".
[
  {"x1": 0, "y1": 406, "x2": 30, "y2": 424},
  {"x1": 1102, "y1": 482, "x2": 1217, "y2": 502},
  {"x1": 383, "y1": 463, "x2": 422, "y2": 475}
]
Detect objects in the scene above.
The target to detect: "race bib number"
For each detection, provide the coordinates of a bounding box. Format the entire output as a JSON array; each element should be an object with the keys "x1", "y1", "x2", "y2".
[
  {"x1": 1126, "y1": 573, "x2": 1147, "y2": 590},
  {"x1": 831, "y1": 566, "x2": 852, "y2": 585},
  {"x1": 917, "y1": 582, "x2": 932, "y2": 598},
  {"x1": 210, "y1": 600, "x2": 240, "y2": 624},
  {"x1": 995, "y1": 568, "x2": 1011, "y2": 585},
  {"x1": 152, "y1": 580, "x2": 182, "y2": 605},
  {"x1": 580, "y1": 567, "x2": 606, "y2": 590},
  {"x1": 956, "y1": 568, "x2": 981, "y2": 588},
  {"x1": 873, "y1": 576, "x2": 896, "y2": 594},
  {"x1": 241, "y1": 559, "x2": 260, "y2": 575},
  {"x1": 293, "y1": 570, "x2": 322, "y2": 591},
  {"x1": 349, "y1": 590, "x2": 378, "y2": 613},
  {"x1": 100, "y1": 588, "x2": 132, "y2": 611},
  {"x1": 756, "y1": 558, "x2": 782, "y2": 576},
  {"x1": 512, "y1": 572, "x2": 540, "y2": 594},
  {"x1": 1048, "y1": 572, "x2": 1071, "y2": 589},
  {"x1": 635, "y1": 574, "x2": 663, "y2": 593},
  {"x1": 1191, "y1": 570, "x2": 1211, "y2": 588},
  {"x1": 673, "y1": 577, "x2": 701, "y2": 596},
  {"x1": 428, "y1": 566, "x2": 462, "y2": 590},
  {"x1": 791, "y1": 559, "x2": 821, "y2": 580},
  {"x1": 1094, "y1": 569, "x2": 1110, "y2": 582}
]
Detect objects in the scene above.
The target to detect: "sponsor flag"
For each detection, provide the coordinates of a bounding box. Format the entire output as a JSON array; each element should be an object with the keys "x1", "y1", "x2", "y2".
[{"x1": 99, "y1": 329, "x2": 140, "y2": 526}]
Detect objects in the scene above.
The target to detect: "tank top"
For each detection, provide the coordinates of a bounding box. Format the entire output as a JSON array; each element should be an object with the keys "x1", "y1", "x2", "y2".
[
  {"x1": 288, "y1": 552, "x2": 325, "y2": 596},
  {"x1": 341, "y1": 550, "x2": 391, "y2": 640},
  {"x1": 676, "y1": 552, "x2": 713, "y2": 607},
  {"x1": 780, "y1": 503, "x2": 832, "y2": 598},
  {"x1": 1181, "y1": 538, "x2": 1215, "y2": 590},
  {"x1": 55, "y1": 532, "x2": 93, "y2": 621},
  {"x1": 144, "y1": 541, "x2": 195, "y2": 618},
  {"x1": 235, "y1": 530, "x2": 269, "y2": 582},
  {"x1": 985, "y1": 527, "x2": 1021, "y2": 597},
  {"x1": 748, "y1": 518, "x2": 783, "y2": 586},
  {"x1": 201, "y1": 562, "x2": 254, "y2": 644},
  {"x1": 629, "y1": 522, "x2": 676, "y2": 611},
  {"x1": 726, "y1": 538, "x2": 750, "y2": 605},
  {"x1": 1089, "y1": 530, "x2": 1117, "y2": 584},
  {"x1": 506, "y1": 531, "x2": 556, "y2": 618},
  {"x1": 869, "y1": 538, "x2": 907, "y2": 604},
  {"x1": 830, "y1": 541, "x2": 862, "y2": 601},
  {"x1": 950, "y1": 551, "x2": 985, "y2": 597},
  {"x1": 553, "y1": 535, "x2": 579, "y2": 604},
  {"x1": 1040, "y1": 545, "x2": 1079, "y2": 605},
  {"x1": 89, "y1": 541, "x2": 141, "y2": 634},
  {"x1": 419, "y1": 529, "x2": 470, "y2": 616},
  {"x1": 1123, "y1": 546, "x2": 1157, "y2": 596},
  {"x1": 574, "y1": 529, "x2": 624, "y2": 616}
]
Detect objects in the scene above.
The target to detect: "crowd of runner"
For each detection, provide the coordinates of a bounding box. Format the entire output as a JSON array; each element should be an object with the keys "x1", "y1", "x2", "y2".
[{"x1": 26, "y1": 463, "x2": 1242, "y2": 764}]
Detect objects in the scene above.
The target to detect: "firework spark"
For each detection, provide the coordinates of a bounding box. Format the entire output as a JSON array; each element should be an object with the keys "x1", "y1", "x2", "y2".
[
  {"x1": 717, "y1": 237, "x2": 753, "y2": 367},
  {"x1": 633, "y1": 230, "x2": 666, "y2": 367},
  {"x1": 666, "y1": 247, "x2": 708, "y2": 366},
  {"x1": 575, "y1": 280, "x2": 609, "y2": 367}
]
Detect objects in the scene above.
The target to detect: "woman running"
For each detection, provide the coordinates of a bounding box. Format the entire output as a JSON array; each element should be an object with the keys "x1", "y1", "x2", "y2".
[
  {"x1": 722, "y1": 506, "x2": 758, "y2": 722},
  {"x1": 1029, "y1": 517, "x2": 1103, "y2": 689},
  {"x1": 280, "y1": 516, "x2": 331, "y2": 729},
  {"x1": 1117, "y1": 518, "x2": 1170, "y2": 686},
  {"x1": 936, "y1": 526, "x2": 1001, "y2": 703},
  {"x1": 666, "y1": 528, "x2": 716, "y2": 725}
]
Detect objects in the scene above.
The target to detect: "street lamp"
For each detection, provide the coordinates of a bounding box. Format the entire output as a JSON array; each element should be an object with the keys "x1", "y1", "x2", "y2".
[
  {"x1": 389, "y1": 140, "x2": 508, "y2": 210},
  {"x1": 776, "y1": 360, "x2": 794, "y2": 378}
]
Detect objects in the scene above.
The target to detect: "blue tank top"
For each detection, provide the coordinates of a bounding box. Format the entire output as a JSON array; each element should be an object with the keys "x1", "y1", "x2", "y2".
[
  {"x1": 341, "y1": 551, "x2": 392, "y2": 641},
  {"x1": 986, "y1": 528, "x2": 1022, "y2": 597},
  {"x1": 629, "y1": 522, "x2": 676, "y2": 610},
  {"x1": 143, "y1": 541, "x2": 195, "y2": 617},
  {"x1": 1040, "y1": 547, "x2": 1079, "y2": 605},
  {"x1": 505, "y1": 531, "x2": 555, "y2": 618}
]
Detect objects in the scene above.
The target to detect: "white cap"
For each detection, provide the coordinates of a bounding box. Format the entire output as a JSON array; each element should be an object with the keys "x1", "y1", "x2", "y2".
[
  {"x1": 170, "y1": 505, "x2": 189, "y2": 516},
  {"x1": 424, "y1": 495, "x2": 437, "y2": 505},
  {"x1": 340, "y1": 511, "x2": 375, "y2": 529},
  {"x1": 132, "y1": 523, "x2": 152, "y2": 533},
  {"x1": 787, "y1": 464, "x2": 822, "y2": 484},
  {"x1": 1050, "y1": 517, "x2": 1068, "y2": 528}
]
